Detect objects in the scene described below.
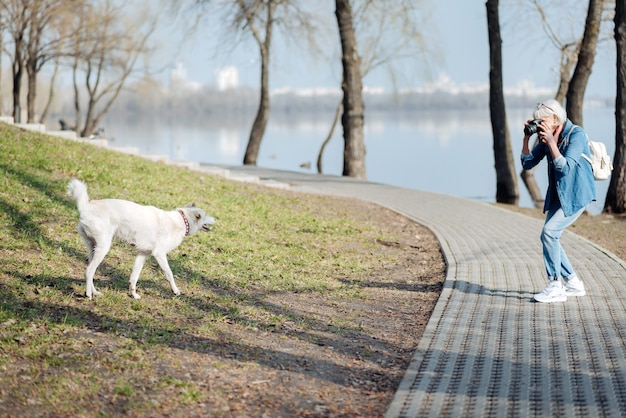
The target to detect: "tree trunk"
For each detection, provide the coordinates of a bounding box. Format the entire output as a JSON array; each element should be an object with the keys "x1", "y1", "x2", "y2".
[
  {"x1": 335, "y1": 0, "x2": 366, "y2": 179},
  {"x1": 605, "y1": 0, "x2": 626, "y2": 213},
  {"x1": 243, "y1": 2, "x2": 274, "y2": 166},
  {"x1": 521, "y1": 167, "x2": 544, "y2": 209},
  {"x1": 565, "y1": 0, "x2": 604, "y2": 126},
  {"x1": 72, "y1": 59, "x2": 81, "y2": 135},
  {"x1": 39, "y1": 57, "x2": 60, "y2": 123},
  {"x1": 486, "y1": 0, "x2": 518, "y2": 204},
  {"x1": 554, "y1": 45, "x2": 578, "y2": 104},
  {"x1": 26, "y1": 59, "x2": 37, "y2": 123},
  {"x1": 0, "y1": 27, "x2": 3, "y2": 115},
  {"x1": 12, "y1": 41, "x2": 23, "y2": 123},
  {"x1": 243, "y1": 46, "x2": 270, "y2": 165},
  {"x1": 317, "y1": 100, "x2": 342, "y2": 174}
]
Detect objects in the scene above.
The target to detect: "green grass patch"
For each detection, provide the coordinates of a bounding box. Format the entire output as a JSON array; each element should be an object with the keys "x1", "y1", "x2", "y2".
[{"x1": 0, "y1": 123, "x2": 405, "y2": 414}]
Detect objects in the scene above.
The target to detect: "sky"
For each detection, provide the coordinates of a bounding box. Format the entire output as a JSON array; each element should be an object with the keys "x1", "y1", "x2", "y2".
[{"x1": 154, "y1": 0, "x2": 616, "y2": 98}]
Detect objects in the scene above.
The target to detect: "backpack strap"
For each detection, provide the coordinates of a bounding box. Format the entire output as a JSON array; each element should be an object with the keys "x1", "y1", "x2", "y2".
[
  {"x1": 559, "y1": 124, "x2": 592, "y2": 166},
  {"x1": 565, "y1": 124, "x2": 577, "y2": 146},
  {"x1": 569, "y1": 124, "x2": 594, "y2": 166}
]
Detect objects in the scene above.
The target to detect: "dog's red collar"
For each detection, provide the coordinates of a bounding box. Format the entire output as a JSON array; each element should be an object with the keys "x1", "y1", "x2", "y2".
[{"x1": 178, "y1": 210, "x2": 190, "y2": 236}]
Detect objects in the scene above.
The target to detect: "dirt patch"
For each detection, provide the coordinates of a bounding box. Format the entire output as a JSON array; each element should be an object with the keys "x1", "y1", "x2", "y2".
[{"x1": 151, "y1": 201, "x2": 446, "y2": 416}]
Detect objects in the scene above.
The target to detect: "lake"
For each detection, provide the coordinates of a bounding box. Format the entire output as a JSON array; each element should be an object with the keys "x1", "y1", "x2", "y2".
[{"x1": 102, "y1": 106, "x2": 615, "y2": 214}]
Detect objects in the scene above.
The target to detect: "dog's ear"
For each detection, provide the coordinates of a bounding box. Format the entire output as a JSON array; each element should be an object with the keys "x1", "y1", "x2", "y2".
[{"x1": 184, "y1": 202, "x2": 196, "y2": 208}]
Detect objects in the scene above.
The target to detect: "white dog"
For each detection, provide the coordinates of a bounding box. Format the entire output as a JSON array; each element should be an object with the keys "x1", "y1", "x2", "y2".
[{"x1": 67, "y1": 179, "x2": 215, "y2": 300}]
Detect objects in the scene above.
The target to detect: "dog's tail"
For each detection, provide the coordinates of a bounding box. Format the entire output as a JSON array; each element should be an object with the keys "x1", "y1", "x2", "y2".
[{"x1": 67, "y1": 179, "x2": 90, "y2": 212}]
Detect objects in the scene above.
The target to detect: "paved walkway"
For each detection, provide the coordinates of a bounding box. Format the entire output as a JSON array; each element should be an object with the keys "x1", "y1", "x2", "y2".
[{"x1": 209, "y1": 165, "x2": 626, "y2": 418}]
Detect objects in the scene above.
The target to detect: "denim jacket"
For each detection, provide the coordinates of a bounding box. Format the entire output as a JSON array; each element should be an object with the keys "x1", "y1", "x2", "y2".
[{"x1": 521, "y1": 119, "x2": 596, "y2": 216}]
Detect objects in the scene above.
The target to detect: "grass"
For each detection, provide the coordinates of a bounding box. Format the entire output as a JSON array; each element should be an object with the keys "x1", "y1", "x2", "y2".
[{"x1": 0, "y1": 123, "x2": 403, "y2": 415}]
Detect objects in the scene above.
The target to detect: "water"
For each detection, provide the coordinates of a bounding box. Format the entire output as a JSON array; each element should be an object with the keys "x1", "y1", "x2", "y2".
[{"x1": 102, "y1": 107, "x2": 615, "y2": 214}]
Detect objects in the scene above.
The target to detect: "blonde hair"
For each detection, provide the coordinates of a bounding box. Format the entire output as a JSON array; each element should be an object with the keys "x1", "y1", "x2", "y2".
[{"x1": 533, "y1": 100, "x2": 567, "y2": 125}]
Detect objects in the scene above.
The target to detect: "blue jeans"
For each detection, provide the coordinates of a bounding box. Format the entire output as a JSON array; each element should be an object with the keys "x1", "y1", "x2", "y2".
[{"x1": 541, "y1": 205, "x2": 585, "y2": 280}]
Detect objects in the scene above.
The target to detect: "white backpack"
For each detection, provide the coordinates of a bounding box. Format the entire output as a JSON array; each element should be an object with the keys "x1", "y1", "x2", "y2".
[
  {"x1": 581, "y1": 136, "x2": 613, "y2": 181},
  {"x1": 568, "y1": 125, "x2": 613, "y2": 181}
]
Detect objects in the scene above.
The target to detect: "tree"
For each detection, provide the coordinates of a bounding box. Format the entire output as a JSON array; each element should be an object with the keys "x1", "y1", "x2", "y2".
[
  {"x1": 486, "y1": 0, "x2": 518, "y2": 204},
  {"x1": 605, "y1": 0, "x2": 626, "y2": 213},
  {"x1": 527, "y1": 0, "x2": 582, "y2": 103},
  {"x1": 23, "y1": 0, "x2": 68, "y2": 123},
  {"x1": 317, "y1": 0, "x2": 433, "y2": 175},
  {"x1": 38, "y1": 46, "x2": 63, "y2": 123},
  {"x1": 238, "y1": 0, "x2": 275, "y2": 166},
  {"x1": 565, "y1": 0, "x2": 605, "y2": 126},
  {"x1": 335, "y1": 0, "x2": 366, "y2": 179},
  {"x1": 2, "y1": 0, "x2": 28, "y2": 122},
  {"x1": 185, "y1": 0, "x2": 320, "y2": 166},
  {"x1": 67, "y1": 0, "x2": 157, "y2": 137}
]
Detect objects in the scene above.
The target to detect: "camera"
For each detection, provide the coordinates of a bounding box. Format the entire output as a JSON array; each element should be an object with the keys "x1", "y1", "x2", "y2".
[{"x1": 524, "y1": 119, "x2": 543, "y2": 136}]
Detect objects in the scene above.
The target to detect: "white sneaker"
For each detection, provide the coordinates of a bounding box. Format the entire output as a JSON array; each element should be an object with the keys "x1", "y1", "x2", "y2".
[
  {"x1": 534, "y1": 280, "x2": 567, "y2": 303},
  {"x1": 564, "y1": 276, "x2": 586, "y2": 297}
]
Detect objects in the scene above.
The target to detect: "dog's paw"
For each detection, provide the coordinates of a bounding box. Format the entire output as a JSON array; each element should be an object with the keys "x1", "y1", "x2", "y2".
[
  {"x1": 130, "y1": 291, "x2": 141, "y2": 300},
  {"x1": 173, "y1": 288, "x2": 181, "y2": 296}
]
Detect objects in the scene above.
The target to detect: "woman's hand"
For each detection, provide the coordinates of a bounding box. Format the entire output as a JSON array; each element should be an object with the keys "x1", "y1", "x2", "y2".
[
  {"x1": 538, "y1": 121, "x2": 564, "y2": 160},
  {"x1": 537, "y1": 122, "x2": 558, "y2": 147}
]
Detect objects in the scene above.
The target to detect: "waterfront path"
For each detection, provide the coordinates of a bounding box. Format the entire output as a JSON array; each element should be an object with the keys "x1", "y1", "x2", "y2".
[{"x1": 211, "y1": 165, "x2": 626, "y2": 418}]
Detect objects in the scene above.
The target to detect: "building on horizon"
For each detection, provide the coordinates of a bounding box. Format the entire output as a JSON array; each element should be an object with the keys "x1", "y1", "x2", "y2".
[
  {"x1": 216, "y1": 66, "x2": 239, "y2": 91},
  {"x1": 171, "y1": 62, "x2": 187, "y2": 86},
  {"x1": 170, "y1": 62, "x2": 203, "y2": 91}
]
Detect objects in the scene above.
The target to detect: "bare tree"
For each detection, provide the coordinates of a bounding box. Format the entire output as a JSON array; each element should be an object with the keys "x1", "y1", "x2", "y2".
[
  {"x1": 352, "y1": 0, "x2": 433, "y2": 80},
  {"x1": 23, "y1": 0, "x2": 69, "y2": 123},
  {"x1": 67, "y1": 0, "x2": 157, "y2": 137},
  {"x1": 605, "y1": 0, "x2": 626, "y2": 213},
  {"x1": 183, "y1": 1, "x2": 429, "y2": 175},
  {"x1": 336, "y1": 0, "x2": 366, "y2": 179},
  {"x1": 184, "y1": 0, "x2": 321, "y2": 166},
  {"x1": 237, "y1": 0, "x2": 275, "y2": 166},
  {"x1": 529, "y1": 0, "x2": 582, "y2": 103},
  {"x1": 318, "y1": 0, "x2": 434, "y2": 175},
  {"x1": 487, "y1": 0, "x2": 518, "y2": 204},
  {"x1": 566, "y1": 0, "x2": 605, "y2": 126},
  {"x1": 1, "y1": 0, "x2": 28, "y2": 122},
  {"x1": 317, "y1": 101, "x2": 342, "y2": 174},
  {"x1": 38, "y1": 50, "x2": 62, "y2": 123},
  {"x1": 508, "y1": 1, "x2": 613, "y2": 104}
]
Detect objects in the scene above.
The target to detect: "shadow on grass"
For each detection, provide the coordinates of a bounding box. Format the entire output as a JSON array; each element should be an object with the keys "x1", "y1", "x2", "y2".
[
  {"x1": 338, "y1": 277, "x2": 443, "y2": 293},
  {"x1": 0, "y1": 163, "x2": 77, "y2": 211},
  {"x1": 1, "y1": 263, "x2": 413, "y2": 390}
]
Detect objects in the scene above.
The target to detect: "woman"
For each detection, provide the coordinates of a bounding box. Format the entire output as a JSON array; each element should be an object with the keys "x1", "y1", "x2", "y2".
[{"x1": 521, "y1": 100, "x2": 596, "y2": 303}]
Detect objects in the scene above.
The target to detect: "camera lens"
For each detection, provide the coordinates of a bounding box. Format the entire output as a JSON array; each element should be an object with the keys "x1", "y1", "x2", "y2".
[
  {"x1": 524, "y1": 119, "x2": 542, "y2": 136},
  {"x1": 524, "y1": 124, "x2": 538, "y2": 136}
]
